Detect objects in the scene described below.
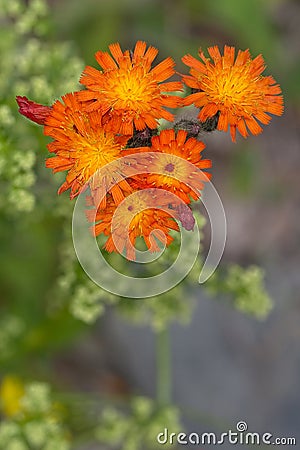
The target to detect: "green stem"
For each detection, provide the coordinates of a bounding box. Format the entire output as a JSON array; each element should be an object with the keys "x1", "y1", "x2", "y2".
[{"x1": 156, "y1": 326, "x2": 171, "y2": 406}]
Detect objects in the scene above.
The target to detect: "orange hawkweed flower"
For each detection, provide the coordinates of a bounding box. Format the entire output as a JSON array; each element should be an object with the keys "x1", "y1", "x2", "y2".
[
  {"x1": 44, "y1": 93, "x2": 132, "y2": 207},
  {"x1": 77, "y1": 41, "x2": 183, "y2": 135},
  {"x1": 182, "y1": 45, "x2": 284, "y2": 141},
  {"x1": 126, "y1": 129, "x2": 211, "y2": 204},
  {"x1": 87, "y1": 189, "x2": 180, "y2": 261}
]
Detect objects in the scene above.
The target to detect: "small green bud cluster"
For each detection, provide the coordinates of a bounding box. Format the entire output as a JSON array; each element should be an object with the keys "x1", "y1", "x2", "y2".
[
  {"x1": 206, "y1": 264, "x2": 273, "y2": 318},
  {"x1": 0, "y1": 0, "x2": 83, "y2": 215},
  {"x1": 95, "y1": 396, "x2": 181, "y2": 450}
]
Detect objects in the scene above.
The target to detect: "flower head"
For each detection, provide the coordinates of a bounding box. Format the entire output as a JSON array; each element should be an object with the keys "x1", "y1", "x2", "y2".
[
  {"x1": 44, "y1": 93, "x2": 132, "y2": 207},
  {"x1": 87, "y1": 188, "x2": 180, "y2": 261},
  {"x1": 125, "y1": 129, "x2": 211, "y2": 204},
  {"x1": 182, "y1": 45, "x2": 284, "y2": 141},
  {"x1": 77, "y1": 41, "x2": 182, "y2": 135}
]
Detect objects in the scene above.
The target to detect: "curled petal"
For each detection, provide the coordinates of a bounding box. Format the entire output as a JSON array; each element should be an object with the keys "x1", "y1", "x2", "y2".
[{"x1": 16, "y1": 96, "x2": 52, "y2": 125}]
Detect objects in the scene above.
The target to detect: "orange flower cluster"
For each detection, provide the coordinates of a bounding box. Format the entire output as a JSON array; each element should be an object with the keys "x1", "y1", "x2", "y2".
[{"x1": 17, "y1": 42, "x2": 283, "y2": 259}]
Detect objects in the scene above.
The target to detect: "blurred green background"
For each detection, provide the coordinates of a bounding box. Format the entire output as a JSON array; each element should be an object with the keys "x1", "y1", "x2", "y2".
[{"x1": 1, "y1": 0, "x2": 300, "y2": 448}]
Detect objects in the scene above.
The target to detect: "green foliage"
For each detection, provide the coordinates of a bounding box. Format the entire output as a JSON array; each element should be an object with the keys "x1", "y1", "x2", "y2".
[
  {"x1": 0, "y1": 381, "x2": 71, "y2": 450},
  {"x1": 95, "y1": 396, "x2": 181, "y2": 450},
  {"x1": 206, "y1": 265, "x2": 273, "y2": 319},
  {"x1": 0, "y1": 0, "x2": 83, "y2": 215},
  {"x1": 0, "y1": 1, "x2": 90, "y2": 387}
]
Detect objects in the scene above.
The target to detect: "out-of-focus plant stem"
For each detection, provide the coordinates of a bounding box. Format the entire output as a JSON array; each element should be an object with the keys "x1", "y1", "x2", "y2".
[{"x1": 156, "y1": 326, "x2": 171, "y2": 406}]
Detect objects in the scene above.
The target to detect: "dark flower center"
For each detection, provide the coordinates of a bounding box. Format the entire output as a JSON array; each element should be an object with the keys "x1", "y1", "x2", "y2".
[{"x1": 164, "y1": 163, "x2": 175, "y2": 173}]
